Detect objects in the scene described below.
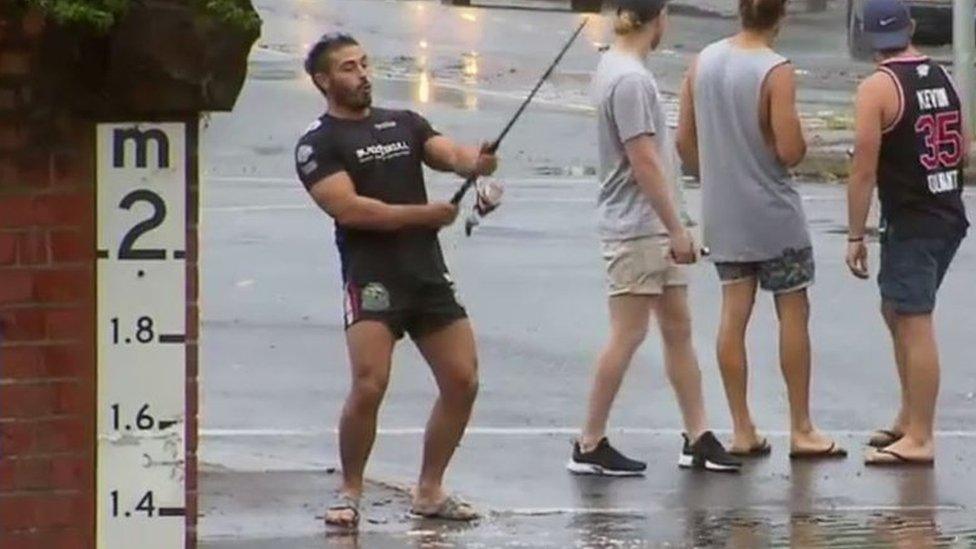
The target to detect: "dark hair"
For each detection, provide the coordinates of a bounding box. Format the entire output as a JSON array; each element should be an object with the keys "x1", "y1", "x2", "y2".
[
  {"x1": 304, "y1": 33, "x2": 359, "y2": 76},
  {"x1": 739, "y1": 0, "x2": 787, "y2": 31}
]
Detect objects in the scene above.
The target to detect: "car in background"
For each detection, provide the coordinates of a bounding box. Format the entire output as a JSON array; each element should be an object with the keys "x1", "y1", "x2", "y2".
[{"x1": 848, "y1": 0, "x2": 972, "y2": 59}]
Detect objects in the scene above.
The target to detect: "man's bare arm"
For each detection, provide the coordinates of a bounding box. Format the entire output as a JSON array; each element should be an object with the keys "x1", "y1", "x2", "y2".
[
  {"x1": 424, "y1": 135, "x2": 497, "y2": 178},
  {"x1": 768, "y1": 63, "x2": 807, "y2": 168},
  {"x1": 847, "y1": 74, "x2": 888, "y2": 241},
  {"x1": 676, "y1": 58, "x2": 699, "y2": 175},
  {"x1": 625, "y1": 135, "x2": 684, "y2": 235},
  {"x1": 308, "y1": 171, "x2": 457, "y2": 231}
]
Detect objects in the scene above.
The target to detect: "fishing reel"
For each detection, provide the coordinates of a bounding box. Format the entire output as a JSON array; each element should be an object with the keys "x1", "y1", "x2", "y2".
[{"x1": 464, "y1": 179, "x2": 505, "y2": 236}]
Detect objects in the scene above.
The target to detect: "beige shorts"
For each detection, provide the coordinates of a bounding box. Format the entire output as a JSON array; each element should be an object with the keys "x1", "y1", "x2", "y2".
[{"x1": 601, "y1": 235, "x2": 688, "y2": 297}]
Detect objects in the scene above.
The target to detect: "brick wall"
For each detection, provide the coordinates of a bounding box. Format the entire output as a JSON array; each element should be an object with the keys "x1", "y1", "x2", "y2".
[
  {"x1": 0, "y1": 10, "x2": 200, "y2": 549},
  {"x1": 0, "y1": 10, "x2": 97, "y2": 549}
]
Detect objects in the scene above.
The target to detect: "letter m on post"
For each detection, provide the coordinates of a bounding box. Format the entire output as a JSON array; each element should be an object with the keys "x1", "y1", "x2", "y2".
[{"x1": 113, "y1": 128, "x2": 171, "y2": 169}]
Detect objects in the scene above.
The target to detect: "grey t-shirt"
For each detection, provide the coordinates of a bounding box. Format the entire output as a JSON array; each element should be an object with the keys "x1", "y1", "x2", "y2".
[{"x1": 592, "y1": 49, "x2": 683, "y2": 241}]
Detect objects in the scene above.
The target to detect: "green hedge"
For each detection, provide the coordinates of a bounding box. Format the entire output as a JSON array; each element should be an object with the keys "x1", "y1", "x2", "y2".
[{"x1": 23, "y1": 0, "x2": 260, "y2": 32}]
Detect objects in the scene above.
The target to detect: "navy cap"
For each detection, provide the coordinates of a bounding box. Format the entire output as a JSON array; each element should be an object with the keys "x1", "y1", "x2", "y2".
[
  {"x1": 863, "y1": 0, "x2": 912, "y2": 51},
  {"x1": 614, "y1": 0, "x2": 669, "y2": 22}
]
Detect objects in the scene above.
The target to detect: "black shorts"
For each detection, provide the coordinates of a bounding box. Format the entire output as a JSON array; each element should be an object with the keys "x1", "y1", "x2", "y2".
[{"x1": 343, "y1": 279, "x2": 467, "y2": 340}]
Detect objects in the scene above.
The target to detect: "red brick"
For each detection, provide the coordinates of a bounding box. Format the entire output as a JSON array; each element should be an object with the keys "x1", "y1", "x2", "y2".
[
  {"x1": 1, "y1": 458, "x2": 48, "y2": 491},
  {"x1": 32, "y1": 194, "x2": 91, "y2": 227},
  {"x1": 0, "y1": 455, "x2": 86, "y2": 492},
  {"x1": 50, "y1": 456, "x2": 87, "y2": 490},
  {"x1": 0, "y1": 346, "x2": 45, "y2": 378},
  {"x1": 0, "y1": 124, "x2": 27, "y2": 151},
  {"x1": 0, "y1": 494, "x2": 36, "y2": 530},
  {"x1": 0, "y1": 459, "x2": 13, "y2": 490},
  {"x1": 0, "y1": 159, "x2": 20, "y2": 188},
  {"x1": 0, "y1": 308, "x2": 46, "y2": 341},
  {"x1": 45, "y1": 308, "x2": 87, "y2": 340},
  {"x1": 0, "y1": 493, "x2": 86, "y2": 531},
  {"x1": 21, "y1": 10, "x2": 46, "y2": 38},
  {"x1": 50, "y1": 152, "x2": 90, "y2": 189},
  {"x1": 0, "y1": 270, "x2": 33, "y2": 304},
  {"x1": 49, "y1": 230, "x2": 89, "y2": 263},
  {"x1": 54, "y1": 381, "x2": 89, "y2": 415},
  {"x1": 0, "y1": 52, "x2": 31, "y2": 76},
  {"x1": 32, "y1": 417, "x2": 87, "y2": 453},
  {"x1": 15, "y1": 229, "x2": 48, "y2": 265},
  {"x1": 0, "y1": 383, "x2": 57, "y2": 417},
  {"x1": 0, "y1": 422, "x2": 33, "y2": 455},
  {"x1": 0, "y1": 231, "x2": 16, "y2": 265},
  {"x1": 32, "y1": 268, "x2": 91, "y2": 304},
  {"x1": 3, "y1": 529, "x2": 90, "y2": 549},
  {"x1": 44, "y1": 345, "x2": 91, "y2": 377},
  {"x1": 0, "y1": 196, "x2": 35, "y2": 227},
  {"x1": 0, "y1": 89, "x2": 15, "y2": 110}
]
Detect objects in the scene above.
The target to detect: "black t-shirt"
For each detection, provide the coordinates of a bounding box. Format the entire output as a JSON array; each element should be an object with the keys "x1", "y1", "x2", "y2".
[
  {"x1": 295, "y1": 108, "x2": 450, "y2": 286},
  {"x1": 878, "y1": 58, "x2": 969, "y2": 238}
]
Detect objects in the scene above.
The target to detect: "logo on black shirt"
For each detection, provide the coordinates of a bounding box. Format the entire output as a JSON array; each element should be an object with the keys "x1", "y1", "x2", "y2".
[{"x1": 356, "y1": 141, "x2": 411, "y2": 164}]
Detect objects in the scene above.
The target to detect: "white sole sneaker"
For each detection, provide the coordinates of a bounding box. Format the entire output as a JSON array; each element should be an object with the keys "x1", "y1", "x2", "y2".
[
  {"x1": 566, "y1": 460, "x2": 646, "y2": 477},
  {"x1": 677, "y1": 454, "x2": 741, "y2": 473}
]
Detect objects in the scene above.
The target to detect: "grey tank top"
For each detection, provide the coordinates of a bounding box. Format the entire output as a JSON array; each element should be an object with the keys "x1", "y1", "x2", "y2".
[{"x1": 694, "y1": 39, "x2": 811, "y2": 262}]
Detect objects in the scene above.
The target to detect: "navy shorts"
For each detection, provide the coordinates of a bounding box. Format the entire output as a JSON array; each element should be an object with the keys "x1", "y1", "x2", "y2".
[
  {"x1": 715, "y1": 247, "x2": 815, "y2": 295},
  {"x1": 343, "y1": 279, "x2": 467, "y2": 340},
  {"x1": 879, "y1": 232, "x2": 963, "y2": 314}
]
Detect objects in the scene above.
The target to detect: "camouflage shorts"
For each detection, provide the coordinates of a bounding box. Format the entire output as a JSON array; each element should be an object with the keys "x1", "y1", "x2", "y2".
[{"x1": 715, "y1": 247, "x2": 815, "y2": 294}]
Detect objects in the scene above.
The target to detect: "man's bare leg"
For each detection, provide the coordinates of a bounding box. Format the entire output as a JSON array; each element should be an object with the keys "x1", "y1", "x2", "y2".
[
  {"x1": 657, "y1": 286, "x2": 707, "y2": 441},
  {"x1": 882, "y1": 313, "x2": 939, "y2": 461},
  {"x1": 774, "y1": 289, "x2": 837, "y2": 452},
  {"x1": 580, "y1": 295, "x2": 656, "y2": 450},
  {"x1": 412, "y1": 319, "x2": 480, "y2": 512},
  {"x1": 881, "y1": 303, "x2": 910, "y2": 436},
  {"x1": 327, "y1": 321, "x2": 396, "y2": 527},
  {"x1": 716, "y1": 279, "x2": 763, "y2": 451}
]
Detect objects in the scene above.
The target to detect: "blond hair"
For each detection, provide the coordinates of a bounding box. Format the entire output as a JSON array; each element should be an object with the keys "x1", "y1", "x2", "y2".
[{"x1": 613, "y1": 9, "x2": 644, "y2": 36}]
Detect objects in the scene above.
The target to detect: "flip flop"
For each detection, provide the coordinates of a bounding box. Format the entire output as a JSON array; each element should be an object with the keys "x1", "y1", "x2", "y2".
[
  {"x1": 730, "y1": 438, "x2": 772, "y2": 457},
  {"x1": 325, "y1": 494, "x2": 360, "y2": 529},
  {"x1": 789, "y1": 442, "x2": 848, "y2": 460},
  {"x1": 865, "y1": 448, "x2": 934, "y2": 467},
  {"x1": 410, "y1": 496, "x2": 480, "y2": 522},
  {"x1": 868, "y1": 429, "x2": 904, "y2": 449}
]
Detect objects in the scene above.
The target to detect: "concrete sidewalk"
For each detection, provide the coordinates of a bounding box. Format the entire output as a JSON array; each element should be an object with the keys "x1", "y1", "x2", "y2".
[{"x1": 198, "y1": 432, "x2": 976, "y2": 547}]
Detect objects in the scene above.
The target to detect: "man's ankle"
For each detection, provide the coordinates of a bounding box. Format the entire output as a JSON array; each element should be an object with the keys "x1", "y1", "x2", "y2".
[{"x1": 578, "y1": 435, "x2": 603, "y2": 453}]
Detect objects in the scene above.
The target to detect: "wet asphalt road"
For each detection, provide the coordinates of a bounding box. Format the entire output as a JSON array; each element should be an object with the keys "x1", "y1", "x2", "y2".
[{"x1": 198, "y1": 1, "x2": 976, "y2": 547}]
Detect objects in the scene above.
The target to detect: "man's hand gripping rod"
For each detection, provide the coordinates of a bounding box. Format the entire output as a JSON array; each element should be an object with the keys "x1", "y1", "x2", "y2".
[{"x1": 449, "y1": 18, "x2": 589, "y2": 209}]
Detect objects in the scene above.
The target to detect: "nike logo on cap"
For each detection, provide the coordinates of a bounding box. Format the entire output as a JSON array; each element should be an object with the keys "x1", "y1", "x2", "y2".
[{"x1": 879, "y1": 16, "x2": 898, "y2": 27}]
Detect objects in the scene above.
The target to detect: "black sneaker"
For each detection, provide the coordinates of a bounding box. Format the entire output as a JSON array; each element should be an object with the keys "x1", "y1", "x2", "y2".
[
  {"x1": 678, "y1": 431, "x2": 742, "y2": 473},
  {"x1": 566, "y1": 438, "x2": 647, "y2": 477}
]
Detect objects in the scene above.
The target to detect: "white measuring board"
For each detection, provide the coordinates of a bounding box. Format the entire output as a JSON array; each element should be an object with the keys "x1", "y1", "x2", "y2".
[{"x1": 96, "y1": 121, "x2": 194, "y2": 549}]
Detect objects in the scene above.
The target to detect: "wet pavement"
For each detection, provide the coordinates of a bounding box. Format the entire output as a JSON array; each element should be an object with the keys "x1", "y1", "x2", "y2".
[{"x1": 198, "y1": 0, "x2": 976, "y2": 547}]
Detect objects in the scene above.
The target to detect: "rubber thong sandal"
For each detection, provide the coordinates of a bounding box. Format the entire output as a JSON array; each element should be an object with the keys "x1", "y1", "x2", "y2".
[
  {"x1": 410, "y1": 496, "x2": 480, "y2": 522},
  {"x1": 325, "y1": 494, "x2": 361, "y2": 529},
  {"x1": 868, "y1": 429, "x2": 904, "y2": 449},
  {"x1": 865, "y1": 448, "x2": 934, "y2": 467},
  {"x1": 789, "y1": 442, "x2": 849, "y2": 460},
  {"x1": 730, "y1": 438, "x2": 772, "y2": 457}
]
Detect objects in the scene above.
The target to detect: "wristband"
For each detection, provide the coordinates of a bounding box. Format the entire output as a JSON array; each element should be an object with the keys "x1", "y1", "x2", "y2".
[{"x1": 848, "y1": 236, "x2": 865, "y2": 243}]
